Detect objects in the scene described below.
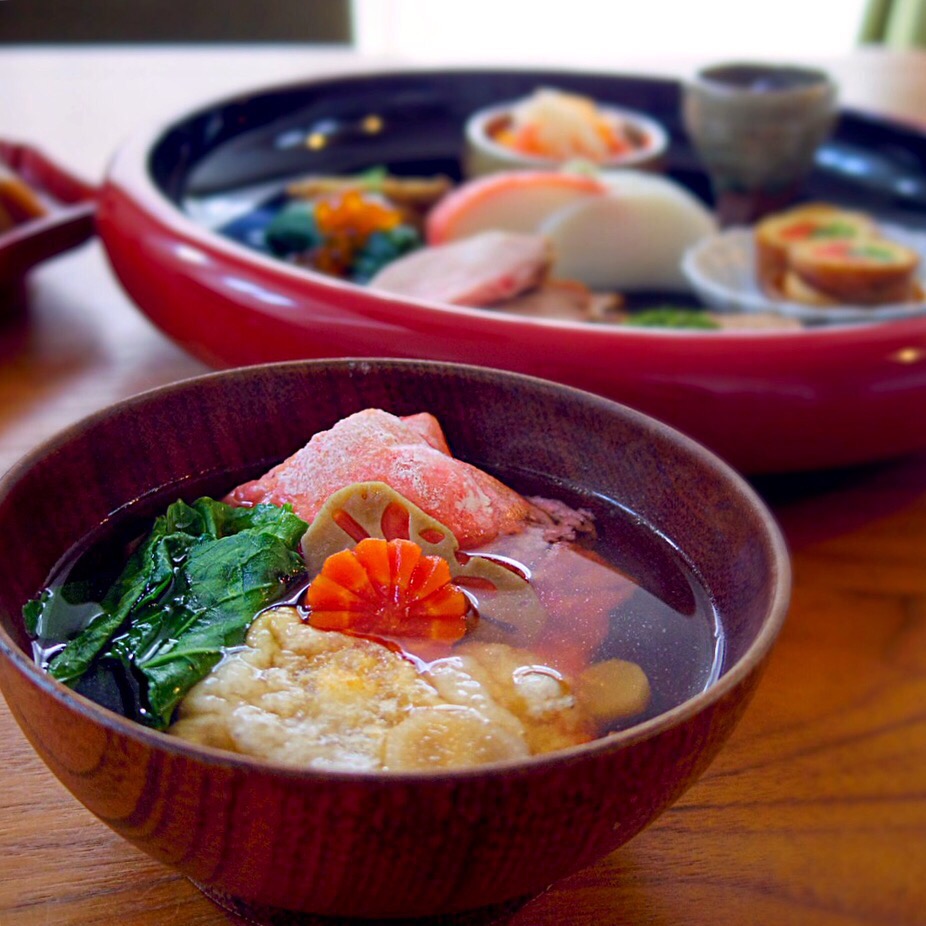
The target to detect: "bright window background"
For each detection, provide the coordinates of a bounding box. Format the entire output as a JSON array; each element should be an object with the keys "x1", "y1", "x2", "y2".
[{"x1": 353, "y1": 0, "x2": 869, "y2": 65}]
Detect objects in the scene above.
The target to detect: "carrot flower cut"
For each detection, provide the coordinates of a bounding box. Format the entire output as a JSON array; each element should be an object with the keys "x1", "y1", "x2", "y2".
[{"x1": 307, "y1": 538, "x2": 469, "y2": 643}]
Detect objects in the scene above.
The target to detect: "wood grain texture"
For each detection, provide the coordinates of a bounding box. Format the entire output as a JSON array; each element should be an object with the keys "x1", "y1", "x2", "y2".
[{"x1": 0, "y1": 45, "x2": 925, "y2": 926}]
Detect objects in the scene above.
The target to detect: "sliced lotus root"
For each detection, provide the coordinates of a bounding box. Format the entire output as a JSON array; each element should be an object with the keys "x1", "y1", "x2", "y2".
[{"x1": 301, "y1": 482, "x2": 548, "y2": 642}]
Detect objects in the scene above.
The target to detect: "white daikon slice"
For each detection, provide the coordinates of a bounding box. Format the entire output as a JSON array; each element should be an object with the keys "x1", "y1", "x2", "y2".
[{"x1": 540, "y1": 171, "x2": 717, "y2": 291}]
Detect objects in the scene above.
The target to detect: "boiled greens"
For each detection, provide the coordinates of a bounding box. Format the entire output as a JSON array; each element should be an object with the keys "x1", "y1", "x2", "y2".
[{"x1": 26, "y1": 497, "x2": 307, "y2": 729}]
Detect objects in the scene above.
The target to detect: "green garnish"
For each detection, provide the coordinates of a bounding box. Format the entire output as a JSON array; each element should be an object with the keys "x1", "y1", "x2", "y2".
[
  {"x1": 356, "y1": 165, "x2": 389, "y2": 187},
  {"x1": 809, "y1": 221, "x2": 859, "y2": 239},
  {"x1": 265, "y1": 201, "x2": 321, "y2": 256},
  {"x1": 351, "y1": 224, "x2": 422, "y2": 283},
  {"x1": 624, "y1": 307, "x2": 721, "y2": 330},
  {"x1": 851, "y1": 244, "x2": 896, "y2": 262}
]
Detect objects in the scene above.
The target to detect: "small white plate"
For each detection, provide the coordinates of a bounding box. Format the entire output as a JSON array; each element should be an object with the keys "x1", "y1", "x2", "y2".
[{"x1": 682, "y1": 224, "x2": 926, "y2": 325}]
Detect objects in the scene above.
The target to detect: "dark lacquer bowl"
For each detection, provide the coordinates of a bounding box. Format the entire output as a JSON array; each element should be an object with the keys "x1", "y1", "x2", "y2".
[
  {"x1": 94, "y1": 68, "x2": 926, "y2": 474},
  {"x1": 0, "y1": 360, "x2": 788, "y2": 921}
]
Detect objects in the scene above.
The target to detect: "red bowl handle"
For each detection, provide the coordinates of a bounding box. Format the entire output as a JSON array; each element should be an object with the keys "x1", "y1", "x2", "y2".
[
  {"x1": 0, "y1": 140, "x2": 99, "y2": 283},
  {"x1": 0, "y1": 202, "x2": 97, "y2": 283},
  {"x1": 0, "y1": 139, "x2": 98, "y2": 205}
]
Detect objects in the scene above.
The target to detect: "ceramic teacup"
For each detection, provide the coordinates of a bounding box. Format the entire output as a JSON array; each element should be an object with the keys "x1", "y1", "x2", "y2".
[{"x1": 682, "y1": 62, "x2": 838, "y2": 223}]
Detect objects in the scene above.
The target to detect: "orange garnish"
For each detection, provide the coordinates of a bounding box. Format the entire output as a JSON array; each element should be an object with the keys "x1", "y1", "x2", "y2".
[
  {"x1": 315, "y1": 188, "x2": 402, "y2": 239},
  {"x1": 306, "y1": 538, "x2": 469, "y2": 643},
  {"x1": 308, "y1": 189, "x2": 404, "y2": 277}
]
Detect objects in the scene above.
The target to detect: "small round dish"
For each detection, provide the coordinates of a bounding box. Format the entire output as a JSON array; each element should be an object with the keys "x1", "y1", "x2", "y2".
[
  {"x1": 683, "y1": 224, "x2": 926, "y2": 325},
  {"x1": 464, "y1": 97, "x2": 669, "y2": 178}
]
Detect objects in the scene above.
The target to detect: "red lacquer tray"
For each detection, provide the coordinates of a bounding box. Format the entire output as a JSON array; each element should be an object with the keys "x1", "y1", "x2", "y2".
[{"x1": 82, "y1": 68, "x2": 926, "y2": 473}]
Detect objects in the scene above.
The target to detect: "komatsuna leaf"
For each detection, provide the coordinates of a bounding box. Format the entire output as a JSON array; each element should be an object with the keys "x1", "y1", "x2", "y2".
[
  {"x1": 190, "y1": 496, "x2": 307, "y2": 547},
  {"x1": 48, "y1": 513, "x2": 190, "y2": 684},
  {"x1": 131, "y1": 533, "x2": 305, "y2": 726},
  {"x1": 38, "y1": 498, "x2": 307, "y2": 725},
  {"x1": 23, "y1": 590, "x2": 49, "y2": 636}
]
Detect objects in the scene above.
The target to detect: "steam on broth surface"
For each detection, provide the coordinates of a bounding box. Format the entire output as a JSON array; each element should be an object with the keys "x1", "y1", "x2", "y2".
[{"x1": 26, "y1": 410, "x2": 723, "y2": 771}]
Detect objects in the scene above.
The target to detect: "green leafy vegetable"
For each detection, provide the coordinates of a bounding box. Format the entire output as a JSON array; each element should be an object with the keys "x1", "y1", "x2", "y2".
[
  {"x1": 355, "y1": 165, "x2": 389, "y2": 187},
  {"x1": 29, "y1": 497, "x2": 307, "y2": 729},
  {"x1": 23, "y1": 592, "x2": 47, "y2": 636},
  {"x1": 264, "y1": 196, "x2": 421, "y2": 282},
  {"x1": 265, "y1": 201, "x2": 321, "y2": 256},
  {"x1": 624, "y1": 307, "x2": 721, "y2": 330},
  {"x1": 351, "y1": 224, "x2": 422, "y2": 283}
]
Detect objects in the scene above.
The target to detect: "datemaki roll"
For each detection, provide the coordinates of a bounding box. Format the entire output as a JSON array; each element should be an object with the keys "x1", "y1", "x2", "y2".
[
  {"x1": 784, "y1": 237, "x2": 921, "y2": 306},
  {"x1": 754, "y1": 203, "x2": 875, "y2": 293}
]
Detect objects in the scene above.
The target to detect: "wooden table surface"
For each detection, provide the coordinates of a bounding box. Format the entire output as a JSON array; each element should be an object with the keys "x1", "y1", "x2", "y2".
[{"x1": 0, "y1": 46, "x2": 924, "y2": 926}]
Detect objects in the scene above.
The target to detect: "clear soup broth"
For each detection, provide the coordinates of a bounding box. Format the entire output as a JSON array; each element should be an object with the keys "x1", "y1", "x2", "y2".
[{"x1": 29, "y1": 464, "x2": 724, "y2": 768}]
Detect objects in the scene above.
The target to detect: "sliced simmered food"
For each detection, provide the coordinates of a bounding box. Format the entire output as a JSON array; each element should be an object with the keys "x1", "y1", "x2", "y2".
[{"x1": 369, "y1": 230, "x2": 551, "y2": 307}]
